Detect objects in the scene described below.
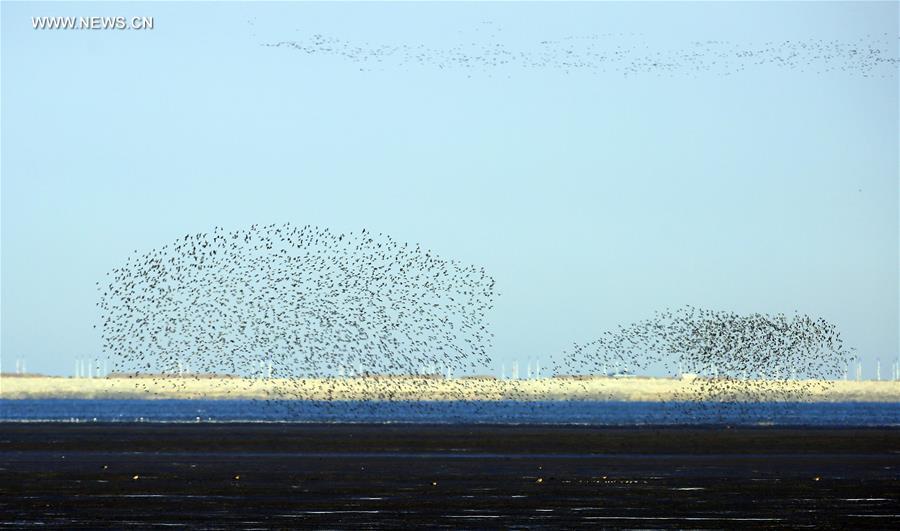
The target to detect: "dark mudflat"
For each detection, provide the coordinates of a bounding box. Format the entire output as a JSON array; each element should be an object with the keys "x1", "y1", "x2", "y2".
[{"x1": 1, "y1": 423, "x2": 898, "y2": 528}]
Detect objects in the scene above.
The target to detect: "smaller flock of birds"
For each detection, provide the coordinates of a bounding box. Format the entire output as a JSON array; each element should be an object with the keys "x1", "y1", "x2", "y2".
[{"x1": 554, "y1": 306, "x2": 851, "y2": 418}]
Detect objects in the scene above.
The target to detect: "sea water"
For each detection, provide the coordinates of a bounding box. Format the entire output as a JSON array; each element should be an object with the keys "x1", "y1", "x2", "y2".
[{"x1": 1, "y1": 399, "x2": 898, "y2": 425}]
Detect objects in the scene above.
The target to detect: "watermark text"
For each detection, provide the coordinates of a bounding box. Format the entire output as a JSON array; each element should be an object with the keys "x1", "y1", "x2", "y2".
[{"x1": 32, "y1": 16, "x2": 154, "y2": 31}]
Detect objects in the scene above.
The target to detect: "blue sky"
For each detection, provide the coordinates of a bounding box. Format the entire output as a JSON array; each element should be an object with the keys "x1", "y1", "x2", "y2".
[{"x1": 2, "y1": 1, "x2": 897, "y2": 377}]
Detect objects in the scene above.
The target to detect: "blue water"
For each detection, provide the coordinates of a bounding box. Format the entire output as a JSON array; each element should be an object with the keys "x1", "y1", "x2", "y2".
[{"x1": 1, "y1": 399, "x2": 898, "y2": 426}]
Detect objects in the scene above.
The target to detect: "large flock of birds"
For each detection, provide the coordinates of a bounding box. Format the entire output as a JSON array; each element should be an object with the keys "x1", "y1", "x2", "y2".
[
  {"x1": 264, "y1": 25, "x2": 898, "y2": 78},
  {"x1": 97, "y1": 224, "x2": 855, "y2": 421},
  {"x1": 97, "y1": 223, "x2": 496, "y2": 413}
]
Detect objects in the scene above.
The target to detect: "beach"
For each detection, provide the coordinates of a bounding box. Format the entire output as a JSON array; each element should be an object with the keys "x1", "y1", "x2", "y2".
[{"x1": 1, "y1": 423, "x2": 898, "y2": 528}]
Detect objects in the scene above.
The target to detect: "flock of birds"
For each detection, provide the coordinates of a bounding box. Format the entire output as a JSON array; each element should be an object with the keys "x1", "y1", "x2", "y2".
[
  {"x1": 555, "y1": 306, "x2": 851, "y2": 416},
  {"x1": 264, "y1": 24, "x2": 898, "y2": 78},
  {"x1": 97, "y1": 223, "x2": 496, "y2": 413},
  {"x1": 98, "y1": 225, "x2": 852, "y2": 420}
]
